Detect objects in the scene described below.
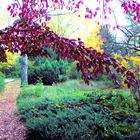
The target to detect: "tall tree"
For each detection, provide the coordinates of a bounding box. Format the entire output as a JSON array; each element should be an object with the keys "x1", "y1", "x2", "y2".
[{"x1": 84, "y1": 24, "x2": 104, "y2": 52}]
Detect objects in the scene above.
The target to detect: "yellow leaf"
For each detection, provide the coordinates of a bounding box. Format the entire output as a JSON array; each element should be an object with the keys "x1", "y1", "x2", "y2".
[{"x1": 84, "y1": 23, "x2": 104, "y2": 52}]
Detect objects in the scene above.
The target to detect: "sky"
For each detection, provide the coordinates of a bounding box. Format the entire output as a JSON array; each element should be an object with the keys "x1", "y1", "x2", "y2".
[{"x1": 0, "y1": 0, "x2": 133, "y2": 38}]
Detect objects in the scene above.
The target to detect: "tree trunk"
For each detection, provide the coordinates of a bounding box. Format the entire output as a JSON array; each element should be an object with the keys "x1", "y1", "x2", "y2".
[{"x1": 20, "y1": 54, "x2": 28, "y2": 86}]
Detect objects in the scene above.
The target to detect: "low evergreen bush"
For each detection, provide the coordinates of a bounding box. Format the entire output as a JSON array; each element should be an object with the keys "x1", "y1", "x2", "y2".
[
  {"x1": 17, "y1": 84, "x2": 140, "y2": 140},
  {"x1": 28, "y1": 48, "x2": 81, "y2": 85}
]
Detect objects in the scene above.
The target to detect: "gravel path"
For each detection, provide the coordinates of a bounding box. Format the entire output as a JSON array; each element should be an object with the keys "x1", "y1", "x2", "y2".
[{"x1": 0, "y1": 80, "x2": 26, "y2": 140}]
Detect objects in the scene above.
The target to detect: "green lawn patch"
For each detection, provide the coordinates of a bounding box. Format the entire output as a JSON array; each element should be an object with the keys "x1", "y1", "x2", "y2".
[{"x1": 0, "y1": 72, "x2": 5, "y2": 93}]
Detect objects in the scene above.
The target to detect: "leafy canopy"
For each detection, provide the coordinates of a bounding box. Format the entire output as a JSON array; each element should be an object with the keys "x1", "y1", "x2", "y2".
[{"x1": 0, "y1": 0, "x2": 139, "y2": 87}]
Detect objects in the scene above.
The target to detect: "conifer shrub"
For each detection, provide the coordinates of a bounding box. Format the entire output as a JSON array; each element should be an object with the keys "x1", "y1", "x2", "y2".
[
  {"x1": 28, "y1": 49, "x2": 81, "y2": 85},
  {"x1": 17, "y1": 85, "x2": 140, "y2": 140}
]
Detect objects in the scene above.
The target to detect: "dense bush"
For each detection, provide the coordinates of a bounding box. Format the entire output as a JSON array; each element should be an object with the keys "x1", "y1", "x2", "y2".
[
  {"x1": 0, "y1": 52, "x2": 20, "y2": 78},
  {"x1": 17, "y1": 84, "x2": 140, "y2": 140},
  {"x1": 28, "y1": 48, "x2": 81, "y2": 85},
  {"x1": 66, "y1": 62, "x2": 81, "y2": 80},
  {"x1": 94, "y1": 74, "x2": 122, "y2": 88},
  {"x1": 0, "y1": 72, "x2": 5, "y2": 92},
  {"x1": 10, "y1": 58, "x2": 20, "y2": 78}
]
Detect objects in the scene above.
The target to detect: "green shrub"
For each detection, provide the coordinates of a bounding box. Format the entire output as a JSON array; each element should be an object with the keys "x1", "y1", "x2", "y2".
[
  {"x1": 17, "y1": 83, "x2": 140, "y2": 140},
  {"x1": 94, "y1": 74, "x2": 116, "y2": 88},
  {"x1": 0, "y1": 53, "x2": 20, "y2": 78},
  {"x1": 10, "y1": 58, "x2": 20, "y2": 78},
  {"x1": 102, "y1": 75, "x2": 116, "y2": 88},
  {"x1": 0, "y1": 72, "x2": 5, "y2": 93},
  {"x1": 17, "y1": 83, "x2": 44, "y2": 101},
  {"x1": 66, "y1": 62, "x2": 81, "y2": 80},
  {"x1": 28, "y1": 48, "x2": 81, "y2": 85}
]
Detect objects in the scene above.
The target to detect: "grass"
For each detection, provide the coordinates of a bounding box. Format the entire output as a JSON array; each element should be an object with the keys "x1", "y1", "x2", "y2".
[
  {"x1": 44, "y1": 80, "x2": 94, "y2": 101},
  {"x1": 44, "y1": 80, "x2": 131, "y2": 101},
  {"x1": 18, "y1": 80, "x2": 132, "y2": 103}
]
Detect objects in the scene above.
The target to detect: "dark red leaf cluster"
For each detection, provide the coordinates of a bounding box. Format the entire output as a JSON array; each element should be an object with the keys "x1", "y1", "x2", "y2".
[
  {"x1": 0, "y1": 0, "x2": 140, "y2": 88},
  {"x1": 0, "y1": 19, "x2": 137, "y2": 88},
  {"x1": 7, "y1": 0, "x2": 140, "y2": 25},
  {"x1": 121, "y1": 0, "x2": 140, "y2": 23},
  {"x1": 7, "y1": 0, "x2": 84, "y2": 23}
]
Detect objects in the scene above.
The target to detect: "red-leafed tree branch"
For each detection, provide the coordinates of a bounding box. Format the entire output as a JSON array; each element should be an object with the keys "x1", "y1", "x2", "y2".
[
  {"x1": 0, "y1": 0, "x2": 140, "y2": 88},
  {"x1": 0, "y1": 19, "x2": 137, "y2": 88}
]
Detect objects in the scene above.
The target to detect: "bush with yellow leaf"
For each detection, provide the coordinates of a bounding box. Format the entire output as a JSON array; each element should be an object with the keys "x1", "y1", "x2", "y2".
[
  {"x1": 113, "y1": 52, "x2": 140, "y2": 87},
  {"x1": 0, "y1": 52, "x2": 19, "y2": 77},
  {"x1": 84, "y1": 24, "x2": 104, "y2": 52}
]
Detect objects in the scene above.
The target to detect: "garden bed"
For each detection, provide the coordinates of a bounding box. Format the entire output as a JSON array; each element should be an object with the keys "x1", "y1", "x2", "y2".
[{"x1": 17, "y1": 81, "x2": 140, "y2": 140}]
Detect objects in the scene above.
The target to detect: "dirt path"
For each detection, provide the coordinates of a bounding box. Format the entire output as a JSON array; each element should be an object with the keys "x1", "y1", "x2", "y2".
[{"x1": 0, "y1": 80, "x2": 26, "y2": 140}]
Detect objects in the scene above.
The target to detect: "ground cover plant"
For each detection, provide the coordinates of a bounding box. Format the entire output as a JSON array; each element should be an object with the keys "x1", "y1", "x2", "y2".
[
  {"x1": 17, "y1": 81, "x2": 140, "y2": 140},
  {"x1": 0, "y1": 72, "x2": 5, "y2": 93}
]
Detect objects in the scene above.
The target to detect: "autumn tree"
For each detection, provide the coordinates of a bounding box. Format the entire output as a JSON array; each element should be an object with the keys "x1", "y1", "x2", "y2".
[
  {"x1": 0, "y1": 7, "x2": 18, "y2": 76},
  {"x1": 0, "y1": 0, "x2": 139, "y2": 96},
  {"x1": 84, "y1": 24, "x2": 104, "y2": 52}
]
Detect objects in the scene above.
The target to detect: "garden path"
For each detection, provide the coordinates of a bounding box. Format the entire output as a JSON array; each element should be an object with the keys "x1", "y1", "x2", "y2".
[{"x1": 0, "y1": 80, "x2": 26, "y2": 140}]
